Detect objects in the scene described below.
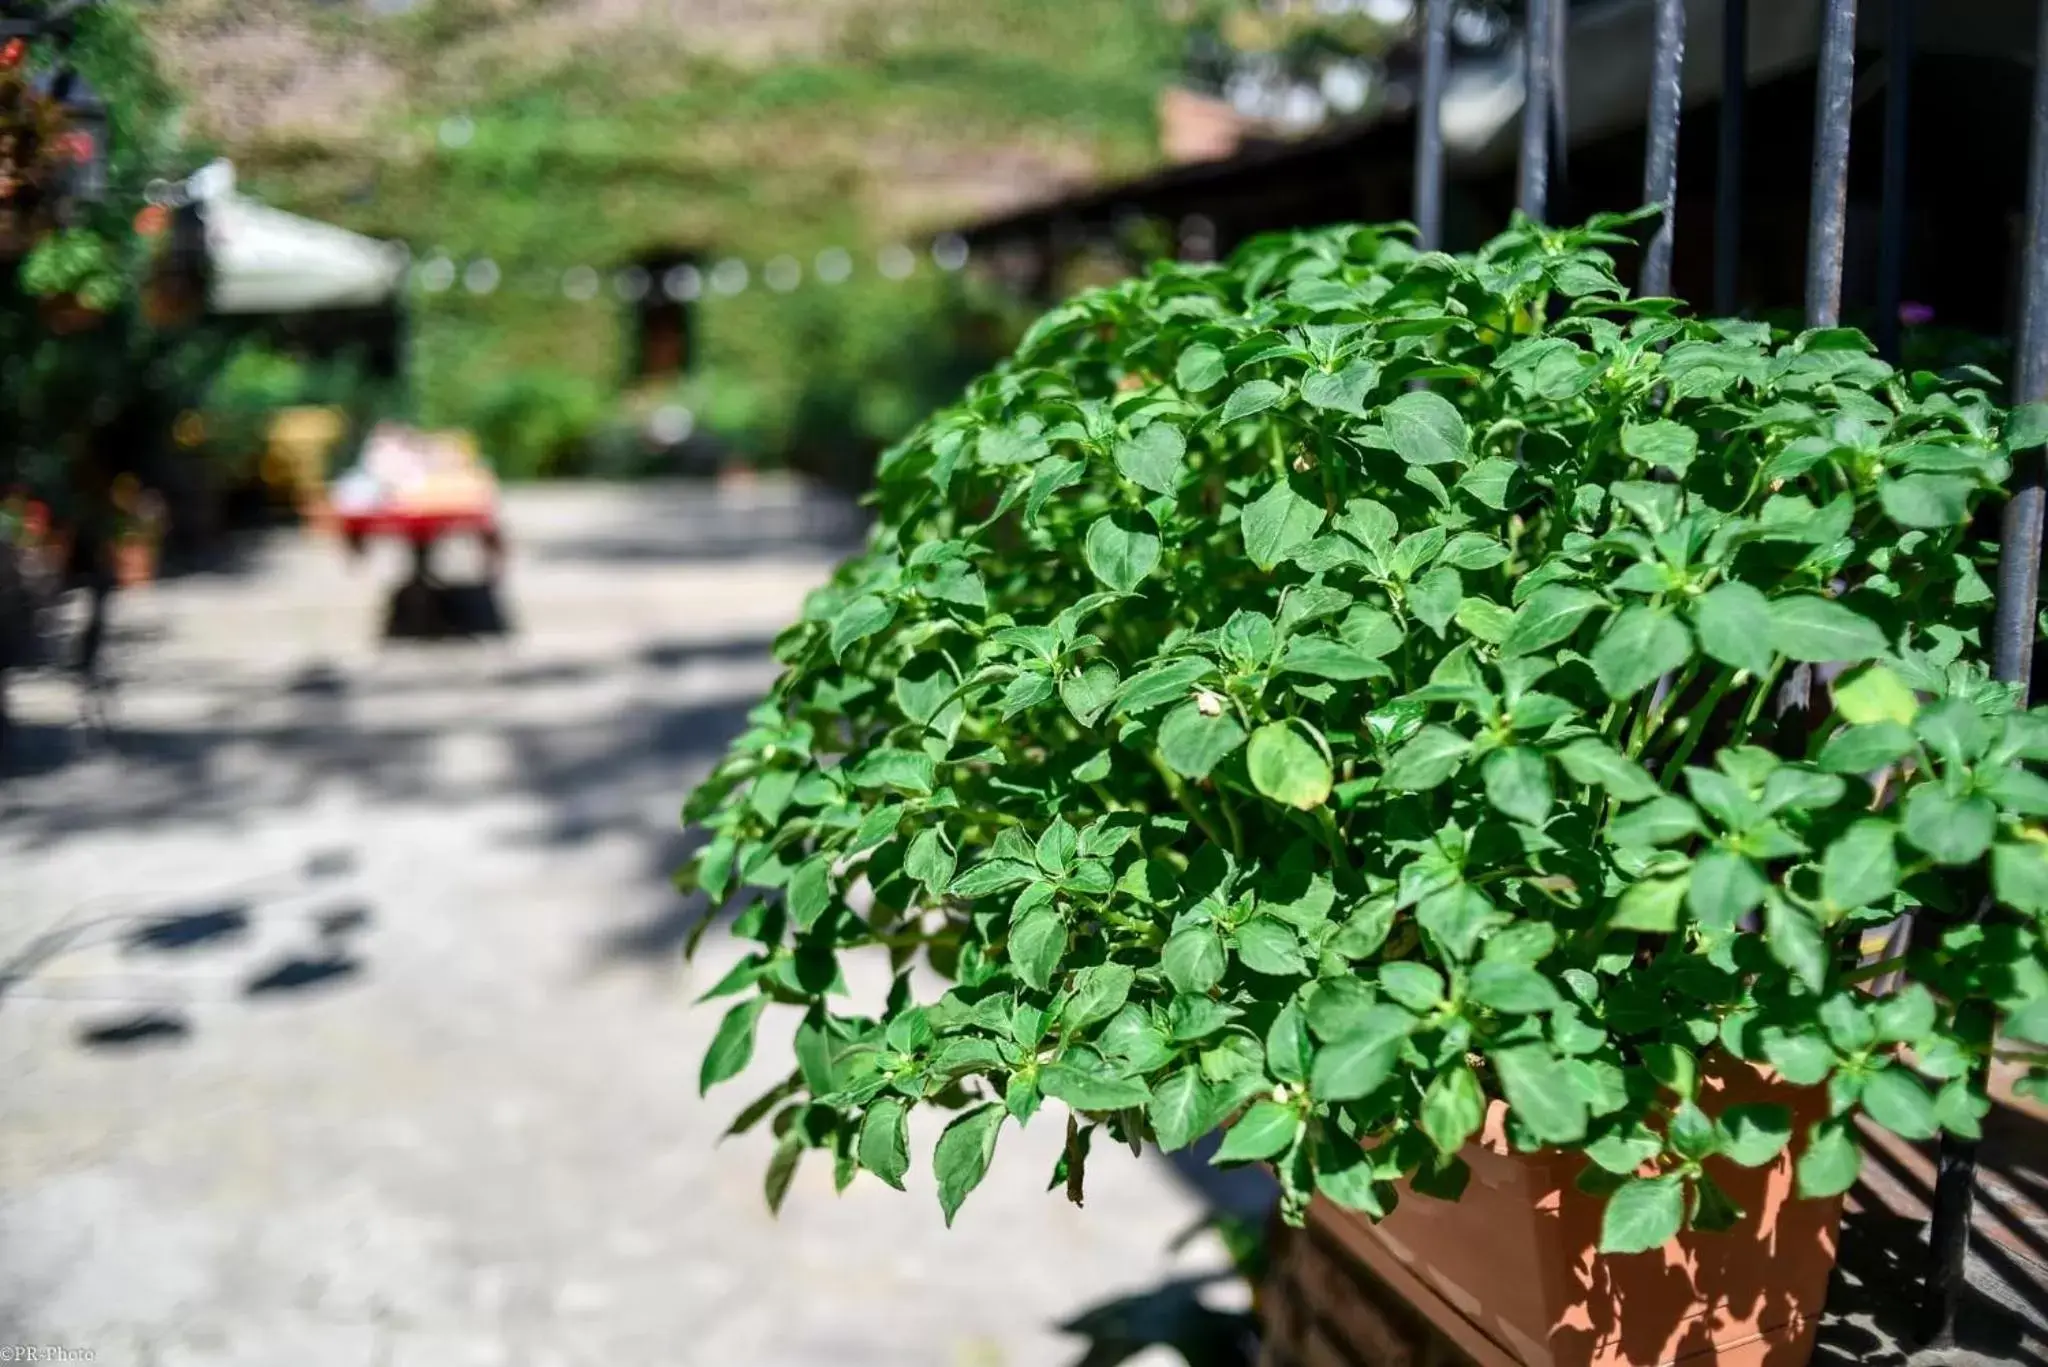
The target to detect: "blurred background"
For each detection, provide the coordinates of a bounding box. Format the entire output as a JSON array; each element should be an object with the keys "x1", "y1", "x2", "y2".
[{"x1": 3, "y1": 2, "x2": 2046, "y2": 1365}]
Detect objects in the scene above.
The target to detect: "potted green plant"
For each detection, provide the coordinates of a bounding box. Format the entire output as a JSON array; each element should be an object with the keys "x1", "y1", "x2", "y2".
[{"x1": 678, "y1": 214, "x2": 2048, "y2": 1364}]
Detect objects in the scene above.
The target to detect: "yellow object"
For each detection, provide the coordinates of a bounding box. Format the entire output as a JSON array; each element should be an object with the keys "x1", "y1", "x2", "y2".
[
  {"x1": 266, "y1": 406, "x2": 347, "y2": 511},
  {"x1": 173, "y1": 410, "x2": 206, "y2": 448}
]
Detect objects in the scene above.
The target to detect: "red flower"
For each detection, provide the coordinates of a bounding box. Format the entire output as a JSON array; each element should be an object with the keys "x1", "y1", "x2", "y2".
[
  {"x1": 0, "y1": 39, "x2": 25, "y2": 70},
  {"x1": 134, "y1": 204, "x2": 169, "y2": 236},
  {"x1": 60, "y1": 130, "x2": 95, "y2": 163}
]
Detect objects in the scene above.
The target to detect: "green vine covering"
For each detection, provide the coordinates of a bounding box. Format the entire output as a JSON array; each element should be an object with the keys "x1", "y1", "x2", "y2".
[{"x1": 680, "y1": 213, "x2": 2048, "y2": 1252}]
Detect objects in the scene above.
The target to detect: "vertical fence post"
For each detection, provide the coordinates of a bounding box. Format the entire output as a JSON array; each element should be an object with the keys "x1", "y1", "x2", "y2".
[
  {"x1": 1550, "y1": 0, "x2": 1571, "y2": 218},
  {"x1": 1520, "y1": 0, "x2": 1554, "y2": 221},
  {"x1": 1640, "y1": 0, "x2": 1688, "y2": 297},
  {"x1": 1875, "y1": 0, "x2": 1917, "y2": 361},
  {"x1": 1920, "y1": 3, "x2": 2048, "y2": 1347},
  {"x1": 1805, "y1": 0, "x2": 1859, "y2": 327},
  {"x1": 1414, "y1": 0, "x2": 1451, "y2": 251},
  {"x1": 1715, "y1": 0, "x2": 1749, "y2": 314}
]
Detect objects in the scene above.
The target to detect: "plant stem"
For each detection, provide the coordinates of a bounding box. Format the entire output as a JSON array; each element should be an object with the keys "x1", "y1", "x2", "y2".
[
  {"x1": 1730, "y1": 658, "x2": 1785, "y2": 748},
  {"x1": 1146, "y1": 749, "x2": 1230, "y2": 850},
  {"x1": 1659, "y1": 669, "x2": 1736, "y2": 775}
]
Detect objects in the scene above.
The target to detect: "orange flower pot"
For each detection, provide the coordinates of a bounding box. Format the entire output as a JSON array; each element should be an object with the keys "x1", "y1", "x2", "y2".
[{"x1": 1264, "y1": 1059, "x2": 1841, "y2": 1367}]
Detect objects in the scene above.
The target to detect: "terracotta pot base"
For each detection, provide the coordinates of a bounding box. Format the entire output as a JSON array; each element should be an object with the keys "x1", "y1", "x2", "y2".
[{"x1": 1262, "y1": 1059, "x2": 1841, "y2": 1367}]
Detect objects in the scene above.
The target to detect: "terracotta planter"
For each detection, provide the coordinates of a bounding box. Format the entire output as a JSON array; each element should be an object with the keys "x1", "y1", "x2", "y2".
[
  {"x1": 1262, "y1": 1059, "x2": 1841, "y2": 1367},
  {"x1": 1158, "y1": 86, "x2": 1247, "y2": 165}
]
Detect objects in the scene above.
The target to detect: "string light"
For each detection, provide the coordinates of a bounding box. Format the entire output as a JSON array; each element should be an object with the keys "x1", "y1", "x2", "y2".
[
  {"x1": 614, "y1": 265, "x2": 650, "y2": 302},
  {"x1": 561, "y1": 265, "x2": 600, "y2": 301},
  {"x1": 462, "y1": 259, "x2": 500, "y2": 295},
  {"x1": 931, "y1": 232, "x2": 969, "y2": 272},
  {"x1": 814, "y1": 246, "x2": 853, "y2": 284},
  {"x1": 764, "y1": 255, "x2": 801, "y2": 292},
  {"x1": 664, "y1": 263, "x2": 702, "y2": 301},
  {"x1": 709, "y1": 258, "x2": 749, "y2": 296},
  {"x1": 877, "y1": 243, "x2": 916, "y2": 280},
  {"x1": 416, "y1": 255, "x2": 456, "y2": 292}
]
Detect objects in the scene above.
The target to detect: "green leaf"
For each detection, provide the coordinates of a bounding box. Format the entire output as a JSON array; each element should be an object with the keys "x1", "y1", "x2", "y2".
[
  {"x1": 1060, "y1": 661, "x2": 1121, "y2": 727},
  {"x1": 1118, "y1": 656, "x2": 1218, "y2": 713},
  {"x1": 1768, "y1": 596, "x2": 1888, "y2": 663},
  {"x1": 859, "y1": 1097, "x2": 911, "y2": 1190},
  {"x1": 1902, "y1": 786, "x2": 1996, "y2": 866},
  {"x1": 1163, "y1": 925, "x2": 1227, "y2": 994},
  {"x1": 1085, "y1": 514, "x2": 1161, "y2": 593},
  {"x1": 1114, "y1": 423, "x2": 1187, "y2": 496},
  {"x1": 1764, "y1": 897, "x2": 1829, "y2": 994},
  {"x1": 1176, "y1": 343, "x2": 1226, "y2": 393},
  {"x1": 1150, "y1": 1067, "x2": 1209, "y2": 1152},
  {"x1": 1280, "y1": 634, "x2": 1394, "y2": 681},
  {"x1": 1385, "y1": 725, "x2": 1472, "y2": 791},
  {"x1": 1421, "y1": 1063, "x2": 1486, "y2": 1154},
  {"x1": 1215, "y1": 1101, "x2": 1300, "y2": 1162},
  {"x1": 1693, "y1": 583, "x2": 1776, "y2": 677},
  {"x1": 1817, "y1": 721, "x2": 1917, "y2": 774},
  {"x1": 1248, "y1": 722, "x2": 1334, "y2": 810},
  {"x1": 1382, "y1": 390, "x2": 1469, "y2": 466},
  {"x1": 1622, "y1": 419, "x2": 1699, "y2": 475},
  {"x1": 1469, "y1": 960, "x2": 1562, "y2": 1014},
  {"x1": 1235, "y1": 917, "x2": 1309, "y2": 977},
  {"x1": 1593, "y1": 606, "x2": 1694, "y2": 700},
  {"x1": 1993, "y1": 842, "x2": 2048, "y2": 914},
  {"x1": 1158, "y1": 700, "x2": 1248, "y2": 779},
  {"x1": 1482, "y1": 746, "x2": 1554, "y2": 825},
  {"x1": 1222, "y1": 378, "x2": 1286, "y2": 424},
  {"x1": 1611, "y1": 876, "x2": 1688, "y2": 933},
  {"x1": 701, "y1": 996, "x2": 766, "y2": 1094},
  {"x1": 787, "y1": 856, "x2": 832, "y2": 930},
  {"x1": 1300, "y1": 360, "x2": 1380, "y2": 416},
  {"x1": 1063, "y1": 963, "x2": 1136, "y2": 1031},
  {"x1": 1833, "y1": 665, "x2": 1920, "y2": 726},
  {"x1": 1266, "y1": 996, "x2": 1315, "y2": 1084},
  {"x1": 1822, "y1": 820, "x2": 1900, "y2": 912},
  {"x1": 1718, "y1": 1103, "x2": 1794, "y2": 1167},
  {"x1": 1608, "y1": 796, "x2": 1703, "y2": 847},
  {"x1": 1795, "y1": 1119, "x2": 1863, "y2": 1199},
  {"x1": 1039, "y1": 1061, "x2": 1153, "y2": 1111},
  {"x1": 1873, "y1": 984, "x2": 1938, "y2": 1043},
  {"x1": 1010, "y1": 909, "x2": 1068, "y2": 993},
  {"x1": 1502, "y1": 585, "x2": 1607, "y2": 658},
  {"x1": 1861, "y1": 1067, "x2": 1939, "y2": 1140},
  {"x1": 1241, "y1": 478, "x2": 1327, "y2": 571},
  {"x1": 1036, "y1": 818, "x2": 1079, "y2": 873},
  {"x1": 1408, "y1": 567, "x2": 1462, "y2": 637},
  {"x1": 1311, "y1": 1006, "x2": 1414, "y2": 1101},
  {"x1": 1879, "y1": 474, "x2": 1973, "y2": 529},
  {"x1": 1457, "y1": 458, "x2": 1518, "y2": 510},
  {"x1": 934, "y1": 1104, "x2": 1005, "y2": 1225},
  {"x1": 949, "y1": 859, "x2": 1039, "y2": 898},
  {"x1": 1600, "y1": 1176, "x2": 1685, "y2": 1255},
  {"x1": 1490, "y1": 1043, "x2": 1589, "y2": 1145},
  {"x1": 1687, "y1": 850, "x2": 1767, "y2": 930},
  {"x1": 1378, "y1": 961, "x2": 1445, "y2": 1012},
  {"x1": 830, "y1": 594, "x2": 897, "y2": 660},
  {"x1": 905, "y1": 827, "x2": 957, "y2": 898},
  {"x1": 1556, "y1": 738, "x2": 1661, "y2": 802}
]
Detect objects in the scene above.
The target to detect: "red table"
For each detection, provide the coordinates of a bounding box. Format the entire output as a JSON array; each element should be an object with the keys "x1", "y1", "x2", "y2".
[{"x1": 335, "y1": 503, "x2": 505, "y2": 638}]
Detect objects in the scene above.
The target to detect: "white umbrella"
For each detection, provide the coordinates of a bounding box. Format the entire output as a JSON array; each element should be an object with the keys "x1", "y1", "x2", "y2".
[{"x1": 192, "y1": 162, "x2": 405, "y2": 314}]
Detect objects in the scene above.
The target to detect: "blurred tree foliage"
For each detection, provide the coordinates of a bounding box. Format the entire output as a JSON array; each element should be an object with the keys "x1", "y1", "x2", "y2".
[{"x1": 179, "y1": 0, "x2": 1184, "y2": 479}]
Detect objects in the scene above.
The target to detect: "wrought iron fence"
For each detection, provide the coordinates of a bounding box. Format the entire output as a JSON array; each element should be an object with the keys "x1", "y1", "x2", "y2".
[{"x1": 1405, "y1": 0, "x2": 2048, "y2": 1346}]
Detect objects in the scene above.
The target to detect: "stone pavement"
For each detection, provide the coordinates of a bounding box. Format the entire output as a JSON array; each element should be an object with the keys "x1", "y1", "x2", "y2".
[{"x1": 0, "y1": 482, "x2": 1248, "y2": 1367}]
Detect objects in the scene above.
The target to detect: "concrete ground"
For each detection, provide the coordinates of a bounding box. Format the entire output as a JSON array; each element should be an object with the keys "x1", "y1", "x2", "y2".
[{"x1": 0, "y1": 482, "x2": 1250, "y2": 1367}]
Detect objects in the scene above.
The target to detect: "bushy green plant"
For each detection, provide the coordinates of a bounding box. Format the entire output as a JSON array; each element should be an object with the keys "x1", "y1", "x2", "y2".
[
  {"x1": 460, "y1": 368, "x2": 607, "y2": 479},
  {"x1": 679, "y1": 213, "x2": 2048, "y2": 1252}
]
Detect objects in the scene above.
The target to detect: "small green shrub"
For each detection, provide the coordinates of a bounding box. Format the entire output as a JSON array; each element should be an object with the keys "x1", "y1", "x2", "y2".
[
  {"x1": 461, "y1": 368, "x2": 608, "y2": 479},
  {"x1": 680, "y1": 213, "x2": 2048, "y2": 1251}
]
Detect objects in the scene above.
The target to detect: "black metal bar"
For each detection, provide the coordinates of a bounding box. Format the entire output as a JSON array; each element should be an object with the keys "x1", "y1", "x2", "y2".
[
  {"x1": 1640, "y1": 0, "x2": 1688, "y2": 297},
  {"x1": 1805, "y1": 0, "x2": 1860, "y2": 328},
  {"x1": 1921, "y1": 1, "x2": 2048, "y2": 1348},
  {"x1": 1550, "y1": 0, "x2": 1570, "y2": 218},
  {"x1": 1715, "y1": 0, "x2": 1749, "y2": 314},
  {"x1": 1995, "y1": 0, "x2": 2048, "y2": 695},
  {"x1": 1519, "y1": 0, "x2": 1554, "y2": 222},
  {"x1": 1875, "y1": 0, "x2": 1917, "y2": 361},
  {"x1": 1414, "y1": 0, "x2": 1451, "y2": 251}
]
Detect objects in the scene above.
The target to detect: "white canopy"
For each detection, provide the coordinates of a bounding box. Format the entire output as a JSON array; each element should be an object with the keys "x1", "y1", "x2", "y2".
[{"x1": 190, "y1": 162, "x2": 405, "y2": 314}]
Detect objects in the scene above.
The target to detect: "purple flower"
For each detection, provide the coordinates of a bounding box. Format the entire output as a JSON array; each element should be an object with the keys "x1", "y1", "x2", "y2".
[{"x1": 1899, "y1": 300, "x2": 1936, "y2": 327}]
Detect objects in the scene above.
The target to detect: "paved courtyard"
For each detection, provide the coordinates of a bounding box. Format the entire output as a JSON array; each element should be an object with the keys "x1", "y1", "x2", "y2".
[{"x1": 0, "y1": 482, "x2": 1250, "y2": 1367}]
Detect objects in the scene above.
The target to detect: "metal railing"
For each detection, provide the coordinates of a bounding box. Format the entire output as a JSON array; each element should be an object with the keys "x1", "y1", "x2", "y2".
[{"x1": 1409, "y1": 0, "x2": 2048, "y2": 1348}]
